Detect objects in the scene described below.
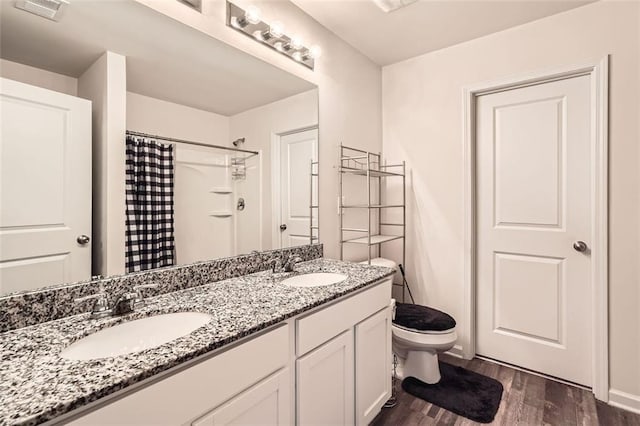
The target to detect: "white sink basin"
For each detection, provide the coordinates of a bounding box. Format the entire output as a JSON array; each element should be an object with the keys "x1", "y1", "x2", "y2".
[
  {"x1": 281, "y1": 272, "x2": 347, "y2": 288},
  {"x1": 60, "y1": 312, "x2": 212, "y2": 361}
]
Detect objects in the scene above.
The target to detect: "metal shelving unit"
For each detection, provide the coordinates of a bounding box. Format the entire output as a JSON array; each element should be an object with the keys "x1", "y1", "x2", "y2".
[{"x1": 339, "y1": 144, "x2": 406, "y2": 298}]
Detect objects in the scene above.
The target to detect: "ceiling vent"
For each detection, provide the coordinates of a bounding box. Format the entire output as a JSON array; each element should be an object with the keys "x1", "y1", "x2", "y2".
[
  {"x1": 371, "y1": 0, "x2": 417, "y2": 13},
  {"x1": 15, "y1": 0, "x2": 69, "y2": 21}
]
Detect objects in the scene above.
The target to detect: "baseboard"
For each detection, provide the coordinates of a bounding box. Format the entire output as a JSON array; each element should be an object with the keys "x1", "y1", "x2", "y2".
[
  {"x1": 444, "y1": 344, "x2": 464, "y2": 359},
  {"x1": 609, "y1": 389, "x2": 640, "y2": 415}
]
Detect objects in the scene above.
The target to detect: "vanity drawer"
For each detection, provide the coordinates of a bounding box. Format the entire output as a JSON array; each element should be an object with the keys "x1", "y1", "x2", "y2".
[
  {"x1": 296, "y1": 278, "x2": 391, "y2": 356},
  {"x1": 68, "y1": 324, "x2": 290, "y2": 426}
]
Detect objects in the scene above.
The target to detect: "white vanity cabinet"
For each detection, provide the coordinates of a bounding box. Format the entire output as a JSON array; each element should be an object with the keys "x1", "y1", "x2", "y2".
[
  {"x1": 64, "y1": 278, "x2": 392, "y2": 426},
  {"x1": 294, "y1": 278, "x2": 392, "y2": 426},
  {"x1": 192, "y1": 368, "x2": 291, "y2": 426}
]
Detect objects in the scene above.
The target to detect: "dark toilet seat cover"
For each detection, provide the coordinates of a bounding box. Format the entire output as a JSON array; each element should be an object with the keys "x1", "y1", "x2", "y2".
[{"x1": 393, "y1": 303, "x2": 456, "y2": 332}]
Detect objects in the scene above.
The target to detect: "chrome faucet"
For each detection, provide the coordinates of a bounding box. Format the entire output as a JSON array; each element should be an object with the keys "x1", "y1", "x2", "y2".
[
  {"x1": 74, "y1": 292, "x2": 111, "y2": 319},
  {"x1": 75, "y1": 283, "x2": 159, "y2": 319},
  {"x1": 283, "y1": 255, "x2": 303, "y2": 272},
  {"x1": 132, "y1": 283, "x2": 160, "y2": 306},
  {"x1": 112, "y1": 292, "x2": 140, "y2": 316},
  {"x1": 267, "y1": 257, "x2": 283, "y2": 273}
]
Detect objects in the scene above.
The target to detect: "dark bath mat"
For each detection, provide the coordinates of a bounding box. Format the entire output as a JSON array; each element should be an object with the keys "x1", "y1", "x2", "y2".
[{"x1": 402, "y1": 362, "x2": 503, "y2": 423}]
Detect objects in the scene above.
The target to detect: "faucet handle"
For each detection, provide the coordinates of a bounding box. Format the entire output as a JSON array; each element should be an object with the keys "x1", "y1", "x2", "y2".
[
  {"x1": 132, "y1": 283, "x2": 159, "y2": 307},
  {"x1": 267, "y1": 257, "x2": 282, "y2": 273},
  {"x1": 284, "y1": 255, "x2": 303, "y2": 272},
  {"x1": 74, "y1": 292, "x2": 111, "y2": 319}
]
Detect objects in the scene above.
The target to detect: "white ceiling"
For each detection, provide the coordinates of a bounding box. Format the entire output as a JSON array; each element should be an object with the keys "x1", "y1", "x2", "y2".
[
  {"x1": 0, "y1": 0, "x2": 316, "y2": 116},
  {"x1": 291, "y1": 0, "x2": 594, "y2": 65}
]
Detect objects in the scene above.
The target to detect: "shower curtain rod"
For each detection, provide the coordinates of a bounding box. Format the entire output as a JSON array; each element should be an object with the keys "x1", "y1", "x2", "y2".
[{"x1": 126, "y1": 130, "x2": 259, "y2": 157}]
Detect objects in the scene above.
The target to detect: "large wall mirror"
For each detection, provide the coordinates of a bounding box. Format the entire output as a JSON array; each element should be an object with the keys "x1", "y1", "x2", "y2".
[{"x1": 0, "y1": 0, "x2": 319, "y2": 295}]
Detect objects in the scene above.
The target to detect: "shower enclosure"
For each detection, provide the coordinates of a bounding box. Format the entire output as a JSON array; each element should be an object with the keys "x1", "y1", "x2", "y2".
[{"x1": 126, "y1": 131, "x2": 262, "y2": 265}]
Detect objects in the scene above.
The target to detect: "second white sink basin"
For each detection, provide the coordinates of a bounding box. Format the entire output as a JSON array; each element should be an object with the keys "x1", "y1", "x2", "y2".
[
  {"x1": 60, "y1": 312, "x2": 212, "y2": 361},
  {"x1": 282, "y1": 272, "x2": 347, "y2": 288}
]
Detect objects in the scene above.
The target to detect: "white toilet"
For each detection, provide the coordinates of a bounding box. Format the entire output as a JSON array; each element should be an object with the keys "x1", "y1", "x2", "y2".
[
  {"x1": 361, "y1": 258, "x2": 457, "y2": 384},
  {"x1": 392, "y1": 312, "x2": 457, "y2": 384}
]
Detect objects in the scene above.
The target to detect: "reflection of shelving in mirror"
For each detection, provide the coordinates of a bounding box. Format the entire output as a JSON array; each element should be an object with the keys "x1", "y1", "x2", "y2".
[{"x1": 310, "y1": 160, "x2": 319, "y2": 244}]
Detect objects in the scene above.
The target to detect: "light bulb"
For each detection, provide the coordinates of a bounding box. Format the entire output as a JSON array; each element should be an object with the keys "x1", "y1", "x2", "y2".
[
  {"x1": 308, "y1": 45, "x2": 322, "y2": 59},
  {"x1": 269, "y1": 21, "x2": 284, "y2": 38},
  {"x1": 252, "y1": 30, "x2": 264, "y2": 41},
  {"x1": 292, "y1": 51, "x2": 302, "y2": 62},
  {"x1": 244, "y1": 5, "x2": 261, "y2": 25},
  {"x1": 274, "y1": 41, "x2": 284, "y2": 52},
  {"x1": 290, "y1": 35, "x2": 304, "y2": 50}
]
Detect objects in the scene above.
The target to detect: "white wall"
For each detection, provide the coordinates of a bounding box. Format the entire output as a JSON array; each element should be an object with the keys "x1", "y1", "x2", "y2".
[
  {"x1": 229, "y1": 89, "x2": 318, "y2": 250},
  {"x1": 134, "y1": 0, "x2": 383, "y2": 260},
  {"x1": 127, "y1": 92, "x2": 229, "y2": 144},
  {"x1": 78, "y1": 52, "x2": 127, "y2": 277},
  {"x1": 382, "y1": 0, "x2": 640, "y2": 402},
  {"x1": 0, "y1": 58, "x2": 77, "y2": 96}
]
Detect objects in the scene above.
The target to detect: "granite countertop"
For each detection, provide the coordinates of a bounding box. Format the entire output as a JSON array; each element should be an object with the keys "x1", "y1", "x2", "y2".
[{"x1": 0, "y1": 258, "x2": 394, "y2": 426}]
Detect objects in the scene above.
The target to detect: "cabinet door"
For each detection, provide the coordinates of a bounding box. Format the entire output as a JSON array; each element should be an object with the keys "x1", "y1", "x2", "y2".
[
  {"x1": 297, "y1": 329, "x2": 354, "y2": 426},
  {"x1": 193, "y1": 368, "x2": 291, "y2": 426},
  {"x1": 355, "y1": 306, "x2": 392, "y2": 425}
]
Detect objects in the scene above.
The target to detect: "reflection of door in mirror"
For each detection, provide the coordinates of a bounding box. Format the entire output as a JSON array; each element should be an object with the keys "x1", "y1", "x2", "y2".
[
  {"x1": 0, "y1": 78, "x2": 92, "y2": 294},
  {"x1": 276, "y1": 128, "x2": 318, "y2": 249}
]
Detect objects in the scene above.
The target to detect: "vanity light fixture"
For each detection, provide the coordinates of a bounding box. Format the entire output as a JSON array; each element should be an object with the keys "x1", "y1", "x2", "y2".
[
  {"x1": 230, "y1": 4, "x2": 261, "y2": 28},
  {"x1": 269, "y1": 21, "x2": 285, "y2": 38},
  {"x1": 371, "y1": 0, "x2": 418, "y2": 13},
  {"x1": 15, "y1": 0, "x2": 69, "y2": 21},
  {"x1": 226, "y1": 1, "x2": 320, "y2": 70},
  {"x1": 290, "y1": 35, "x2": 304, "y2": 50}
]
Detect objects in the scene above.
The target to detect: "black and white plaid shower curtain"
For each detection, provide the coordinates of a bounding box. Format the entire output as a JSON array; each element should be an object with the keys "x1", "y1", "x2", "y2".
[{"x1": 125, "y1": 135, "x2": 175, "y2": 273}]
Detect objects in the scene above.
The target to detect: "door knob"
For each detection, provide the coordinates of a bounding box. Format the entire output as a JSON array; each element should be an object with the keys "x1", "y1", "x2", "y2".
[
  {"x1": 280, "y1": 224, "x2": 287, "y2": 231},
  {"x1": 573, "y1": 241, "x2": 588, "y2": 252},
  {"x1": 77, "y1": 235, "x2": 90, "y2": 245}
]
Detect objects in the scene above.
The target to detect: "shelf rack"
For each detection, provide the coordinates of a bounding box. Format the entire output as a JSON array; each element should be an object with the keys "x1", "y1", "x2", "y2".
[{"x1": 339, "y1": 144, "x2": 407, "y2": 300}]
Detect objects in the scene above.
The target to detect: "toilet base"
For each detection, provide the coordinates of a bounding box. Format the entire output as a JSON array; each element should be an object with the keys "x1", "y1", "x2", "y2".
[
  {"x1": 402, "y1": 349, "x2": 441, "y2": 384},
  {"x1": 392, "y1": 325, "x2": 457, "y2": 385}
]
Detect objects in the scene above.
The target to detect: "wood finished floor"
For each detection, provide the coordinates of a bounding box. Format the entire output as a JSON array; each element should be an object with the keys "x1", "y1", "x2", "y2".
[{"x1": 371, "y1": 354, "x2": 640, "y2": 426}]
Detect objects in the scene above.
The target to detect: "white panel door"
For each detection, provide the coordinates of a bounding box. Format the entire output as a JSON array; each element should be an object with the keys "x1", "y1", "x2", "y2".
[
  {"x1": 355, "y1": 306, "x2": 392, "y2": 426},
  {"x1": 476, "y1": 75, "x2": 592, "y2": 386},
  {"x1": 297, "y1": 329, "x2": 354, "y2": 426},
  {"x1": 192, "y1": 368, "x2": 291, "y2": 426},
  {"x1": 0, "y1": 78, "x2": 91, "y2": 294},
  {"x1": 279, "y1": 128, "x2": 318, "y2": 248}
]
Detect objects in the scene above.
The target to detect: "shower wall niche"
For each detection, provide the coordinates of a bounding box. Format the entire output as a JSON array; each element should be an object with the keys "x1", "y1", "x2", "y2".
[{"x1": 173, "y1": 145, "x2": 261, "y2": 264}]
